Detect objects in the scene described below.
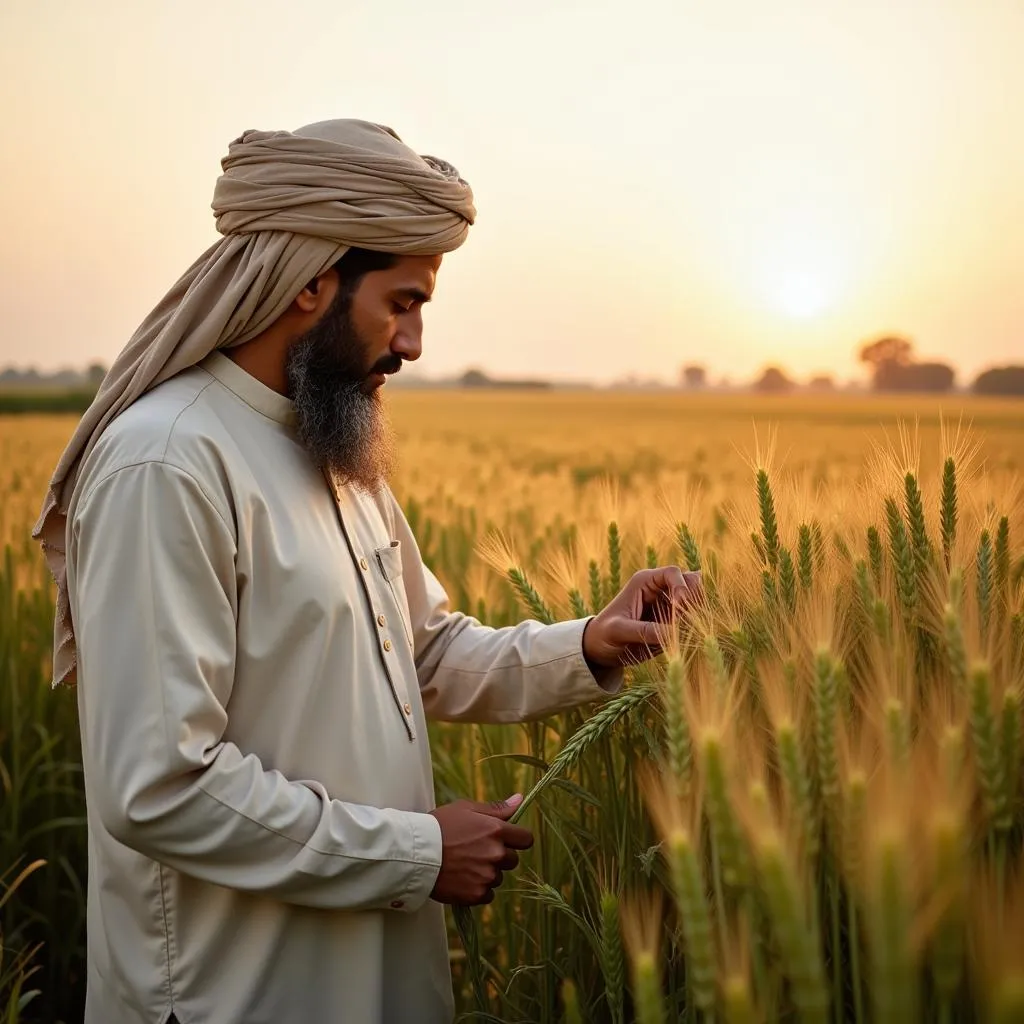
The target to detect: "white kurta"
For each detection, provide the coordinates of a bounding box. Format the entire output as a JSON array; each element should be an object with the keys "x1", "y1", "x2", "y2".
[{"x1": 65, "y1": 352, "x2": 621, "y2": 1024}]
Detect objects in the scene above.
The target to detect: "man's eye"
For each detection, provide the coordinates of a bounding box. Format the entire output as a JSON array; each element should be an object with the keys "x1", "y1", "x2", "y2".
[{"x1": 392, "y1": 302, "x2": 412, "y2": 315}]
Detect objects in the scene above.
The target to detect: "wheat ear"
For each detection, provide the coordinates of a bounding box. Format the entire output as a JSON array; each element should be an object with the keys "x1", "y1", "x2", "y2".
[{"x1": 510, "y1": 684, "x2": 656, "y2": 824}]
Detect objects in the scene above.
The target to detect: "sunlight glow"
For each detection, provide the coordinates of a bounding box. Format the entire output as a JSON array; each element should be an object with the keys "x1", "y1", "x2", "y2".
[
  {"x1": 772, "y1": 269, "x2": 836, "y2": 319},
  {"x1": 746, "y1": 208, "x2": 855, "y2": 324}
]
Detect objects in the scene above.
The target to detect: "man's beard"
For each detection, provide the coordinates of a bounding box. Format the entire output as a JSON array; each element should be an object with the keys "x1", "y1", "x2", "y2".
[{"x1": 284, "y1": 293, "x2": 398, "y2": 492}]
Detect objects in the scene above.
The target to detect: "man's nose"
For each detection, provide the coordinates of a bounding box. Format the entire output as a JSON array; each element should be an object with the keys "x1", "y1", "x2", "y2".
[{"x1": 392, "y1": 322, "x2": 423, "y2": 362}]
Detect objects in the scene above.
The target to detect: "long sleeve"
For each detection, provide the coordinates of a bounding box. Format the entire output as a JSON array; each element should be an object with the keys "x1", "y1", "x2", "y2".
[
  {"x1": 385, "y1": 494, "x2": 625, "y2": 724},
  {"x1": 67, "y1": 460, "x2": 442, "y2": 913}
]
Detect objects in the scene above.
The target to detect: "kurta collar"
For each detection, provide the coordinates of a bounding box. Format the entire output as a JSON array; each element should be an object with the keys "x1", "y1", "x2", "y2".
[{"x1": 199, "y1": 352, "x2": 296, "y2": 427}]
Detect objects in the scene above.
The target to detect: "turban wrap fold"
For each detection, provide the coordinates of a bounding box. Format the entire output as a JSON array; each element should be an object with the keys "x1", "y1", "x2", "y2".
[{"x1": 33, "y1": 118, "x2": 477, "y2": 688}]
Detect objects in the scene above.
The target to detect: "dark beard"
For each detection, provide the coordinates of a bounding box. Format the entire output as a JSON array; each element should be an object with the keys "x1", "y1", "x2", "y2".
[{"x1": 284, "y1": 292, "x2": 397, "y2": 493}]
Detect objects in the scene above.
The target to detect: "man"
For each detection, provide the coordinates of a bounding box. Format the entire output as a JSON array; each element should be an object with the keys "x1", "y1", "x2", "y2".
[{"x1": 34, "y1": 119, "x2": 698, "y2": 1024}]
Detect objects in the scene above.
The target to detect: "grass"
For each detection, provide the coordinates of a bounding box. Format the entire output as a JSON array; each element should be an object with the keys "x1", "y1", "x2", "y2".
[{"x1": 1, "y1": 391, "x2": 1023, "y2": 1023}]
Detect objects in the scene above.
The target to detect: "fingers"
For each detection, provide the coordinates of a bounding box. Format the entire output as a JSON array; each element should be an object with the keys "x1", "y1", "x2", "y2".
[
  {"x1": 630, "y1": 567, "x2": 703, "y2": 622},
  {"x1": 606, "y1": 604, "x2": 672, "y2": 644},
  {"x1": 498, "y1": 848, "x2": 520, "y2": 871},
  {"x1": 641, "y1": 565, "x2": 701, "y2": 599},
  {"x1": 475, "y1": 794, "x2": 524, "y2": 819},
  {"x1": 498, "y1": 821, "x2": 535, "y2": 850}
]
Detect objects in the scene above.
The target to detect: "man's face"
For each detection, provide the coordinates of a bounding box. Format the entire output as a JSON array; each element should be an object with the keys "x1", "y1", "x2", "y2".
[{"x1": 284, "y1": 255, "x2": 441, "y2": 491}]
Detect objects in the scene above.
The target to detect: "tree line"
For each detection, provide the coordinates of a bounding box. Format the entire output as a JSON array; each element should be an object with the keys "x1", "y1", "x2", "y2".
[{"x1": 680, "y1": 334, "x2": 1024, "y2": 396}]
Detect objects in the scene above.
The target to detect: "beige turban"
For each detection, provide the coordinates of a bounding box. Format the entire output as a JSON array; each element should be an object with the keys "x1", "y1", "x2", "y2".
[{"x1": 33, "y1": 118, "x2": 476, "y2": 688}]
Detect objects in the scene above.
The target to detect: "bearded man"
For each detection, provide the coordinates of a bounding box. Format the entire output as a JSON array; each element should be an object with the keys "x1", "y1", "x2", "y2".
[{"x1": 33, "y1": 118, "x2": 699, "y2": 1024}]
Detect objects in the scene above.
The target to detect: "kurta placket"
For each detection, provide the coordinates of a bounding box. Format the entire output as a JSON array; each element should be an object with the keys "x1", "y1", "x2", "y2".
[{"x1": 327, "y1": 474, "x2": 417, "y2": 742}]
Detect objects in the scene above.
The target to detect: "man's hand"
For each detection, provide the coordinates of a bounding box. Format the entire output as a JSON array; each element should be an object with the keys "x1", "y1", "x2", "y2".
[
  {"x1": 429, "y1": 794, "x2": 534, "y2": 905},
  {"x1": 582, "y1": 566, "x2": 702, "y2": 669}
]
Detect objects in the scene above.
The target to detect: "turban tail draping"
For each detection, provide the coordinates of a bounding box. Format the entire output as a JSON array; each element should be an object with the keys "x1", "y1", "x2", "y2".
[{"x1": 33, "y1": 118, "x2": 477, "y2": 688}]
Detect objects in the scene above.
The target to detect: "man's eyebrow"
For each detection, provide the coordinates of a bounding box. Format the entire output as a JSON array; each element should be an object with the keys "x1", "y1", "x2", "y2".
[{"x1": 394, "y1": 287, "x2": 432, "y2": 304}]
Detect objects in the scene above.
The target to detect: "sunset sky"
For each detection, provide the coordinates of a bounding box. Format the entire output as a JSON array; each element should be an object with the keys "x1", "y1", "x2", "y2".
[{"x1": 1, "y1": 0, "x2": 1021, "y2": 386}]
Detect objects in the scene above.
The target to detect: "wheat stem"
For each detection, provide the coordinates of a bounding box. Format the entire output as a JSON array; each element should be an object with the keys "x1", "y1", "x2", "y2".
[
  {"x1": 884, "y1": 699, "x2": 909, "y2": 768},
  {"x1": 1000, "y1": 688, "x2": 1020, "y2": 834},
  {"x1": 869, "y1": 836, "x2": 916, "y2": 1024},
  {"x1": 813, "y1": 650, "x2": 840, "y2": 844},
  {"x1": 630, "y1": 951, "x2": 666, "y2": 1024},
  {"x1": 969, "y1": 661, "x2": 1007, "y2": 837},
  {"x1": 600, "y1": 890, "x2": 625, "y2": 1024},
  {"x1": 754, "y1": 833, "x2": 828, "y2": 1023},
  {"x1": 562, "y1": 978, "x2": 584, "y2": 1024},
  {"x1": 777, "y1": 723, "x2": 817, "y2": 866},
  {"x1": 663, "y1": 657, "x2": 693, "y2": 801},
  {"x1": 664, "y1": 831, "x2": 716, "y2": 1014},
  {"x1": 829, "y1": 870, "x2": 841, "y2": 1024},
  {"x1": 702, "y1": 736, "x2": 750, "y2": 892},
  {"x1": 929, "y1": 815, "x2": 966, "y2": 1011},
  {"x1": 721, "y1": 974, "x2": 755, "y2": 1024},
  {"x1": 453, "y1": 903, "x2": 488, "y2": 1010}
]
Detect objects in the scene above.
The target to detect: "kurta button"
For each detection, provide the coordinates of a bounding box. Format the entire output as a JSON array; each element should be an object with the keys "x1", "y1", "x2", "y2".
[
  {"x1": 403, "y1": 702, "x2": 412, "y2": 715},
  {"x1": 359, "y1": 557, "x2": 369, "y2": 571},
  {"x1": 377, "y1": 613, "x2": 386, "y2": 627},
  {"x1": 390, "y1": 900, "x2": 404, "y2": 909},
  {"x1": 383, "y1": 639, "x2": 392, "y2": 652}
]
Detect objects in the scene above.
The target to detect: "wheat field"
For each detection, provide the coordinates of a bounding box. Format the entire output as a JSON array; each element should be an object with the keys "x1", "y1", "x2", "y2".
[{"x1": 2, "y1": 392, "x2": 1024, "y2": 1023}]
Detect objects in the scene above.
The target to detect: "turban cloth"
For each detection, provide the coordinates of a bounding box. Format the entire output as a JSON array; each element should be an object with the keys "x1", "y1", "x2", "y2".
[{"x1": 33, "y1": 118, "x2": 477, "y2": 687}]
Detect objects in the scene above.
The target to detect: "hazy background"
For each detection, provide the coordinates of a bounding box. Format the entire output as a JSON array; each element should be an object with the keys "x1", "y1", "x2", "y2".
[{"x1": 1, "y1": 0, "x2": 1022, "y2": 387}]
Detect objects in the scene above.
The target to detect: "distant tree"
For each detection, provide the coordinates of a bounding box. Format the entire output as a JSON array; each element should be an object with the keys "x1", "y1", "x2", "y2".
[
  {"x1": 873, "y1": 361, "x2": 955, "y2": 392},
  {"x1": 973, "y1": 366, "x2": 1024, "y2": 396},
  {"x1": 859, "y1": 334, "x2": 914, "y2": 391},
  {"x1": 859, "y1": 335, "x2": 915, "y2": 371},
  {"x1": 857, "y1": 334, "x2": 954, "y2": 392},
  {"x1": 86, "y1": 363, "x2": 108, "y2": 388},
  {"x1": 459, "y1": 369, "x2": 491, "y2": 388},
  {"x1": 901, "y1": 362, "x2": 955, "y2": 392},
  {"x1": 680, "y1": 364, "x2": 706, "y2": 389},
  {"x1": 753, "y1": 366, "x2": 795, "y2": 393},
  {"x1": 808, "y1": 374, "x2": 835, "y2": 392}
]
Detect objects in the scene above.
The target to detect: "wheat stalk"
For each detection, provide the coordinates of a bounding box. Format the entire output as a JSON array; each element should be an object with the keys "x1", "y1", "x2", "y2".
[
  {"x1": 510, "y1": 684, "x2": 657, "y2": 824},
  {"x1": 677, "y1": 522, "x2": 703, "y2": 573},
  {"x1": 757, "y1": 470, "x2": 781, "y2": 571},
  {"x1": 798, "y1": 523, "x2": 815, "y2": 591},
  {"x1": 940, "y1": 456, "x2": 958, "y2": 570},
  {"x1": 600, "y1": 889, "x2": 626, "y2": 1024}
]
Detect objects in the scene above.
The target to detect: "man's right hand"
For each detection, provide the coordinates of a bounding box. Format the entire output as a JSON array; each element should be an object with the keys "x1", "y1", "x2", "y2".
[{"x1": 428, "y1": 794, "x2": 534, "y2": 905}]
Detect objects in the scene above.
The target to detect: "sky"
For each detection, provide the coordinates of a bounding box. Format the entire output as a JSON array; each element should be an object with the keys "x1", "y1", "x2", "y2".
[{"x1": 1, "y1": 0, "x2": 1022, "y2": 387}]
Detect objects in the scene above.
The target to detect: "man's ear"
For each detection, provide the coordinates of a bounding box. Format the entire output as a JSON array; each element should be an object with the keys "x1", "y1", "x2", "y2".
[{"x1": 294, "y1": 268, "x2": 339, "y2": 314}]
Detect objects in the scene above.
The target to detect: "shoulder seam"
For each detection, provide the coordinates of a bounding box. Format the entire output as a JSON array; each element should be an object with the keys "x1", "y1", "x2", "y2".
[
  {"x1": 76, "y1": 459, "x2": 235, "y2": 537},
  {"x1": 159, "y1": 378, "x2": 217, "y2": 462}
]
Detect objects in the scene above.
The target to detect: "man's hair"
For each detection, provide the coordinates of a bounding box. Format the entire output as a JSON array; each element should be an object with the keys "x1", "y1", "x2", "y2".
[{"x1": 332, "y1": 247, "x2": 399, "y2": 300}]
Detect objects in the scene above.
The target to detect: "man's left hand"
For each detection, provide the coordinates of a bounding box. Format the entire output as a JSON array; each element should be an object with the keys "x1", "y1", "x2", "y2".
[{"x1": 582, "y1": 566, "x2": 702, "y2": 670}]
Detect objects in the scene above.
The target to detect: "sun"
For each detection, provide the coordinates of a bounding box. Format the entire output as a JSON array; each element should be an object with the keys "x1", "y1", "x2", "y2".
[{"x1": 773, "y1": 269, "x2": 835, "y2": 320}]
